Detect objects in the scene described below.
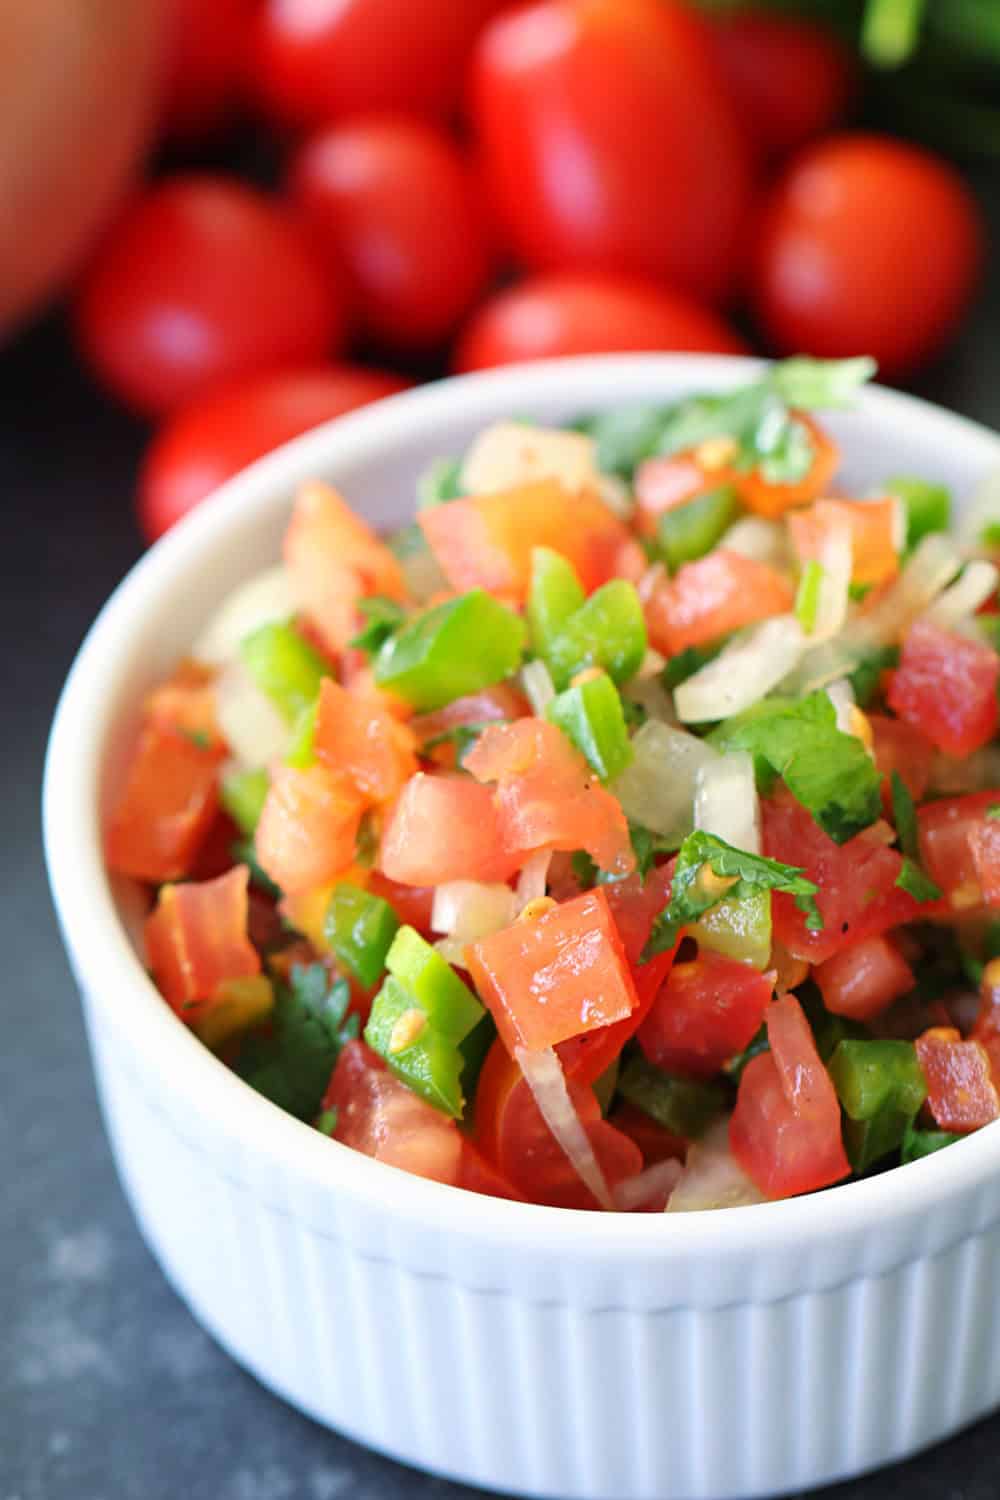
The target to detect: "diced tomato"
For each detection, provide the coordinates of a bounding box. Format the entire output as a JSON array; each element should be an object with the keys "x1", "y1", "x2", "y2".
[
  {"x1": 144, "y1": 864, "x2": 260, "y2": 1014},
  {"x1": 284, "y1": 481, "x2": 407, "y2": 655},
  {"x1": 888, "y1": 619, "x2": 1000, "y2": 758},
  {"x1": 105, "y1": 723, "x2": 225, "y2": 883},
  {"x1": 473, "y1": 1039, "x2": 642, "y2": 1210},
  {"x1": 869, "y1": 713, "x2": 934, "y2": 811},
  {"x1": 378, "y1": 772, "x2": 520, "y2": 885},
  {"x1": 788, "y1": 496, "x2": 900, "y2": 588},
  {"x1": 410, "y1": 681, "x2": 529, "y2": 766},
  {"x1": 456, "y1": 1140, "x2": 526, "y2": 1201},
  {"x1": 418, "y1": 478, "x2": 636, "y2": 602},
  {"x1": 466, "y1": 888, "x2": 638, "y2": 1055},
  {"x1": 607, "y1": 1102, "x2": 687, "y2": 1166},
  {"x1": 730, "y1": 994, "x2": 850, "y2": 1199},
  {"x1": 634, "y1": 452, "x2": 729, "y2": 539},
  {"x1": 313, "y1": 678, "x2": 417, "y2": 805},
  {"x1": 814, "y1": 934, "x2": 915, "y2": 1020},
  {"x1": 645, "y1": 549, "x2": 794, "y2": 657},
  {"x1": 915, "y1": 1026, "x2": 1000, "y2": 1133},
  {"x1": 918, "y1": 791, "x2": 1000, "y2": 911},
  {"x1": 187, "y1": 810, "x2": 243, "y2": 882},
  {"x1": 638, "y1": 951, "x2": 774, "y2": 1079},
  {"x1": 465, "y1": 718, "x2": 634, "y2": 876},
  {"x1": 366, "y1": 870, "x2": 436, "y2": 935},
  {"x1": 256, "y1": 765, "x2": 364, "y2": 894},
  {"x1": 762, "y1": 787, "x2": 920, "y2": 962},
  {"x1": 326, "y1": 1040, "x2": 463, "y2": 1184},
  {"x1": 143, "y1": 658, "x2": 222, "y2": 746},
  {"x1": 601, "y1": 865, "x2": 674, "y2": 967},
  {"x1": 736, "y1": 413, "x2": 839, "y2": 518}
]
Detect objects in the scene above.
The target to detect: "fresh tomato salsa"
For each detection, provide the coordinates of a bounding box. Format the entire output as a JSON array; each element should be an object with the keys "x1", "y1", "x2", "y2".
[{"x1": 106, "y1": 358, "x2": 1000, "y2": 1212}]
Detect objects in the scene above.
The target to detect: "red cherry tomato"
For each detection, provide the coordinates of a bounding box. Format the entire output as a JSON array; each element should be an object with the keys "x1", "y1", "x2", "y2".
[
  {"x1": 453, "y1": 272, "x2": 746, "y2": 372},
  {"x1": 708, "y1": 10, "x2": 856, "y2": 159},
  {"x1": 74, "y1": 176, "x2": 345, "y2": 416},
  {"x1": 751, "y1": 134, "x2": 984, "y2": 378},
  {"x1": 161, "y1": 0, "x2": 257, "y2": 140},
  {"x1": 471, "y1": 0, "x2": 753, "y2": 303},
  {"x1": 138, "y1": 365, "x2": 410, "y2": 540},
  {"x1": 253, "y1": 0, "x2": 506, "y2": 130},
  {"x1": 289, "y1": 119, "x2": 492, "y2": 352}
]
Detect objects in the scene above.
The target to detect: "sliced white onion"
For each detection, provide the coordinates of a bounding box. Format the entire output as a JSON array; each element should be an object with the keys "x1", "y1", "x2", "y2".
[
  {"x1": 780, "y1": 636, "x2": 860, "y2": 697},
  {"x1": 853, "y1": 532, "x2": 963, "y2": 646},
  {"x1": 214, "y1": 662, "x2": 291, "y2": 768},
  {"x1": 515, "y1": 850, "x2": 553, "y2": 911},
  {"x1": 924, "y1": 560, "x2": 999, "y2": 631},
  {"x1": 610, "y1": 720, "x2": 718, "y2": 840},
  {"x1": 613, "y1": 1158, "x2": 684, "y2": 1212},
  {"x1": 810, "y1": 510, "x2": 852, "y2": 641},
  {"x1": 958, "y1": 468, "x2": 1000, "y2": 550},
  {"x1": 665, "y1": 1120, "x2": 765, "y2": 1213},
  {"x1": 694, "y1": 750, "x2": 760, "y2": 854},
  {"x1": 888, "y1": 493, "x2": 907, "y2": 554},
  {"x1": 515, "y1": 1047, "x2": 614, "y2": 1210},
  {"x1": 718, "y1": 516, "x2": 789, "y2": 569},
  {"x1": 521, "y1": 659, "x2": 556, "y2": 715},
  {"x1": 674, "y1": 615, "x2": 806, "y2": 725},
  {"x1": 193, "y1": 566, "x2": 299, "y2": 667},
  {"x1": 623, "y1": 673, "x2": 677, "y2": 727},
  {"x1": 637, "y1": 648, "x2": 667, "y2": 677},
  {"x1": 433, "y1": 937, "x2": 471, "y2": 967},
  {"x1": 400, "y1": 542, "x2": 448, "y2": 604},
  {"x1": 460, "y1": 421, "x2": 599, "y2": 496},
  {"x1": 825, "y1": 677, "x2": 857, "y2": 737},
  {"x1": 431, "y1": 881, "x2": 518, "y2": 943}
]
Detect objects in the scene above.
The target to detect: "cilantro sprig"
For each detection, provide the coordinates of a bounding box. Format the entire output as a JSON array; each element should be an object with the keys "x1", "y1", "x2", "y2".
[{"x1": 237, "y1": 963, "x2": 359, "y2": 1120}]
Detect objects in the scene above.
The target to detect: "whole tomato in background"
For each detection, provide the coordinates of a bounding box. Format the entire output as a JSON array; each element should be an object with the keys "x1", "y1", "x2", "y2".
[
  {"x1": 160, "y1": 0, "x2": 257, "y2": 140},
  {"x1": 253, "y1": 0, "x2": 507, "y2": 130},
  {"x1": 73, "y1": 175, "x2": 345, "y2": 415},
  {"x1": 138, "y1": 365, "x2": 411, "y2": 540},
  {"x1": 471, "y1": 0, "x2": 754, "y2": 302},
  {"x1": 288, "y1": 118, "x2": 492, "y2": 352},
  {"x1": 0, "y1": 0, "x2": 166, "y2": 336},
  {"x1": 751, "y1": 133, "x2": 985, "y2": 378},
  {"x1": 454, "y1": 272, "x2": 747, "y2": 371}
]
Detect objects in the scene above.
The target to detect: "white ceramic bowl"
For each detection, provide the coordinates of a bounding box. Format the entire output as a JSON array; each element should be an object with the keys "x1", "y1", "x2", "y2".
[{"x1": 44, "y1": 356, "x2": 1000, "y2": 1500}]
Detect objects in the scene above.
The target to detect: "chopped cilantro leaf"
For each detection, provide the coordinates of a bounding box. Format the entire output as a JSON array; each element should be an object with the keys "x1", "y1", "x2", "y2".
[
  {"x1": 348, "y1": 595, "x2": 407, "y2": 659},
  {"x1": 890, "y1": 772, "x2": 920, "y2": 860},
  {"x1": 895, "y1": 858, "x2": 942, "y2": 904},
  {"x1": 237, "y1": 963, "x2": 358, "y2": 1120}
]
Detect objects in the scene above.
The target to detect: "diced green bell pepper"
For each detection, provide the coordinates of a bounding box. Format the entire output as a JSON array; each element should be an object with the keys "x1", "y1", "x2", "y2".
[
  {"x1": 285, "y1": 700, "x2": 318, "y2": 767},
  {"x1": 828, "y1": 1039, "x2": 928, "y2": 1172},
  {"x1": 527, "y1": 547, "x2": 585, "y2": 656},
  {"x1": 324, "y1": 883, "x2": 400, "y2": 990},
  {"x1": 220, "y1": 767, "x2": 270, "y2": 836},
  {"x1": 373, "y1": 588, "x2": 526, "y2": 711},
  {"x1": 900, "y1": 1120, "x2": 964, "y2": 1163},
  {"x1": 656, "y1": 485, "x2": 738, "y2": 573},
  {"x1": 695, "y1": 888, "x2": 772, "y2": 971},
  {"x1": 546, "y1": 670, "x2": 633, "y2": 782},
  {"x1": 240, "y1": 621, "x2": 329, "y2": 724},
  {"x1": 617, "y1": 1053, "x2": 728, "y2": 1140},
  {"x1": 887, "y1": 475, "x2": 951, "y2": 548},
  {"x1": 545, "y1": 579, "x2": 647, "y2": 689}
]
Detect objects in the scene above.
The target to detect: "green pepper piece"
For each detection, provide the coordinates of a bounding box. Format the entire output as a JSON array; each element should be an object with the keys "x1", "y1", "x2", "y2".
[
  {"x1": 384, "y1": 926, "x2": 483, "y2": 1038},
  {"x1": 828, "y1": 1039, "x2": 928, "y2": 1172},
  {"x1": 240, "y1": 621, "x2": 330, "y2": 724},
  {"x1": 220, "y1": 767, "x2": 270, "y2": 836},
  {"x1": 324, "y1": 883, "x2": 400, "y2": 990},
  {"x1": 656, "y1": 485, "x2": 738, "y2": 573},
  {"x1": 546, "y1": 671, "x2": 633, "y2": 782},
  {"x1": 527, "y1": 546, "x2": 585, "y2": 656},
  {"x1": 887, "y1": 475, "x2": 951, "y2": 548},
  {"x1": 900, "y1": 1120, "x2": 964, "y2": 1163},
  {"x1": 285, "y1": 700, "x2": 318, "y2": 767},
  {"x1": 546, "y1": 579, "x2": 647, "y2": 689},
  {"x1": 617, "y1": 1053, "x2": 728, "y2": 1139},
  {"x1": 374, "y1": 588, "x2": 526, "y2": 711},
  {"x1": 695, "y1": 888, "x2": 772, "y2": 971}
]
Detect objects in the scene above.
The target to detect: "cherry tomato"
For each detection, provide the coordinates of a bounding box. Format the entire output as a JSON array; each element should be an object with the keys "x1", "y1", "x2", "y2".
[
  {"x1": 253, "y1": 0, "x2": 505, "y2": 130},
  {"x1": 471, "y1": 0, "x2": 753, "y2": 303},
  {"x1": 453, "y1": 272, "x2": 746, "y2": 372},
  {"x1": 161, "y1": 0, "x2": 257, "y2": 140},
  {"x1": 751, "y1": 134, "x2": 984, "y2": 378},
  {"x1": 708, "y1": 10, "x2": 856, "y2": 159},
  {"x1": 289, "y1": 119, "x2": 492, "y2": 352},
  {"x1": 139, "y1": 365, "x2": 409, "y2": 540},
  {"x1": 74, "y1": 176, "x2": 345, "y2": 416},
  {"x1": 0, "y1": 0, "x2": 166, "y2": 335}
]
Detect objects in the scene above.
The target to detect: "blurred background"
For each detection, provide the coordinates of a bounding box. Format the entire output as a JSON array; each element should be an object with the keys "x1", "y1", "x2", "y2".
[{"x1": 7, "y1": 1, "x2": 1000, "y2": 1497}]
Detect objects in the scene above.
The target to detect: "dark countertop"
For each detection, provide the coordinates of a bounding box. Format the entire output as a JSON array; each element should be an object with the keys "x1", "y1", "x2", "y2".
[{"x1": 6, "y1": 172, "x2": 1000, "y2": 1500}]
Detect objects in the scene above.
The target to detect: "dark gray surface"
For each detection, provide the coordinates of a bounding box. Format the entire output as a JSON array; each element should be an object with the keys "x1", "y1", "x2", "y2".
[{"x1": 7, "y1": 180, "x2": 1000, "y2": 1499}]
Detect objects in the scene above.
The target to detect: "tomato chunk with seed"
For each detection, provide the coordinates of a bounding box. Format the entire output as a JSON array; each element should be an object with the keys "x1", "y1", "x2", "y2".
[
  {"x1": 466, "y1": 888, "x2": 638, "y2": 1055},
  {"x1": 888, "y1": 619, "x2": 999, "y2": 758},
  {"x1": 378, "y1": 772, "x2": 520, "y2": 886},
  {"x1": 788, "y1": 496, "x2": 900, "y2": 587},
  {"x1": 814, "y1": 935, "x2": 915, "y2": 1021},
  {"x1": 256, "y1": 765, "x2": 363, "y2": 894},
  {"x1": 326, "y1": 1040, "x2": 462, "y2": 1184},
  {"x1": 105, "y1": 723, "x2": 225, "y2": 882},
  {"x1": 145, "y1": 865, "x2": 260, "y2": 1012},
  {"x1": 918, "y1": 791, "x2": 1000, "y2": 910},
  {"x1": 314, "y1": 678, "x2": 417, "y2": 804},
  {"x1": 915, "y1": 1027, "x2": 1000, "y2": 1133},
  {"x1": 638, "y1": 951, "x2": 774, "y2": 1079},
  {"x1": 645, "y1": 550, "x2": 794, "y2": 657},
  {"x1": 730, "y1": 994, "x2": 850, "y2": 1199}
]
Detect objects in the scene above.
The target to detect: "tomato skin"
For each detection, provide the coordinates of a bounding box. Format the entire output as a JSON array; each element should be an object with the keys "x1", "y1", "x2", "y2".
[
  {"x1": 888, "y1": 620, "x2": 999, "y2": 759},
  {"x1": 144, "y1": 865, "x2": 260, "y2": 1013},
  {"x1": 751, "y1": 134, "x2": 984, "y2": 378},
  {"x1": 289, "y1": 119, "x2": 492, "y2": 352},
  {"x1": 915, "y1": 1027, "x2": 1000, "y2": 1133},
  {"x1": 327, "y1": 1040, "x2": 463, "y2": 1184},
  {"x1": 74, "y1": 176, "x2": 345, "y2": 416},
  {"x1": 814, "y1": 935, "x2": 915, "y2": 1022},
  {"x1": 471, "y1": 0, "x2": 753, "y2": 303},
  {"x1": 366, "y1": 872, "x2": 436, "y2": 937},
  {"x1": 454, "y1": 272, "x2": 747, "y2": 373},
  {"x1": 161, "y1": 0, "x2": 256, "y2": 140},
  {"x1": 378, "y1": 773, "x2": 521, "y2": 887},
  {"x1": 253, "y1": 0, "x2": 505, "y2": 129},
  {"x1": 105, "y1": 723, "x2": 225, "y2": 883},
  {"x1": 708, "y1": 10, "x2": 856, "y2": 159},
  {"x1": 918, "y1": 792, "x2": 1000, "y2": 910},
  {"x1": 645, "y1": 550, "x2": 794, "y2": 657},
  {"x1": 139, "y1": 366, "x2": 410, "y2": 542},
  {"x1": 638, "y1": 952, "x2": 774, "y2": 1080}
]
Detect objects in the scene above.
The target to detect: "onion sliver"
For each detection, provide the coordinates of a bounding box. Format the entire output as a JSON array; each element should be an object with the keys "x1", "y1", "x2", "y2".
[
  {"x1": 694, "y1": 750, "x2": 760, "y2": 854},
  {"x1": 853, "y1": 532, "x2": 962, "y2": 646},
  {"x1": 611, "y1": 720, "x2": 718, "y2": 840},
  {"x1": 666, "y1": 1120, "x2": 765, "y2": 1212},
  {"x1": 613, "y1": 1158, "x2": 683, "y2": 1212},
  {"x1": 825, "y1": 677, "x2": 857, "y2": 737},
  {"x1": 674, "y1": 615, "x2": 806, "y2": 724},
  {"x1": 521, "y1": 659, "x2": 556, "y2": 715},
  {"x1": 193, "y1": 566, "x2": 299, "y2": 667},
  {"x1": 515, "y1": 1046, "x2": 614, "y2": 1210},
  {"x1": 215, "y1": 662, "x2": 290, "y2": 768},
  {"x1": 431, "y1": 881, "x2": 518, "y2": 942},
  {"x1": 811, "y1": 511, "x2": 852, "y2": 640},
  {"x1": 515, "y1": 850, "x2": 552, "y2": 911},
  {"x1": 461, "y1": 421, "x2": 599, "y2": 497},
  {"x1": 718, "y1": 516, "x2": 789, "y2": 568},
  {"x1": 924, "y1": 560, "x2": 999, "y2": 631}
]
